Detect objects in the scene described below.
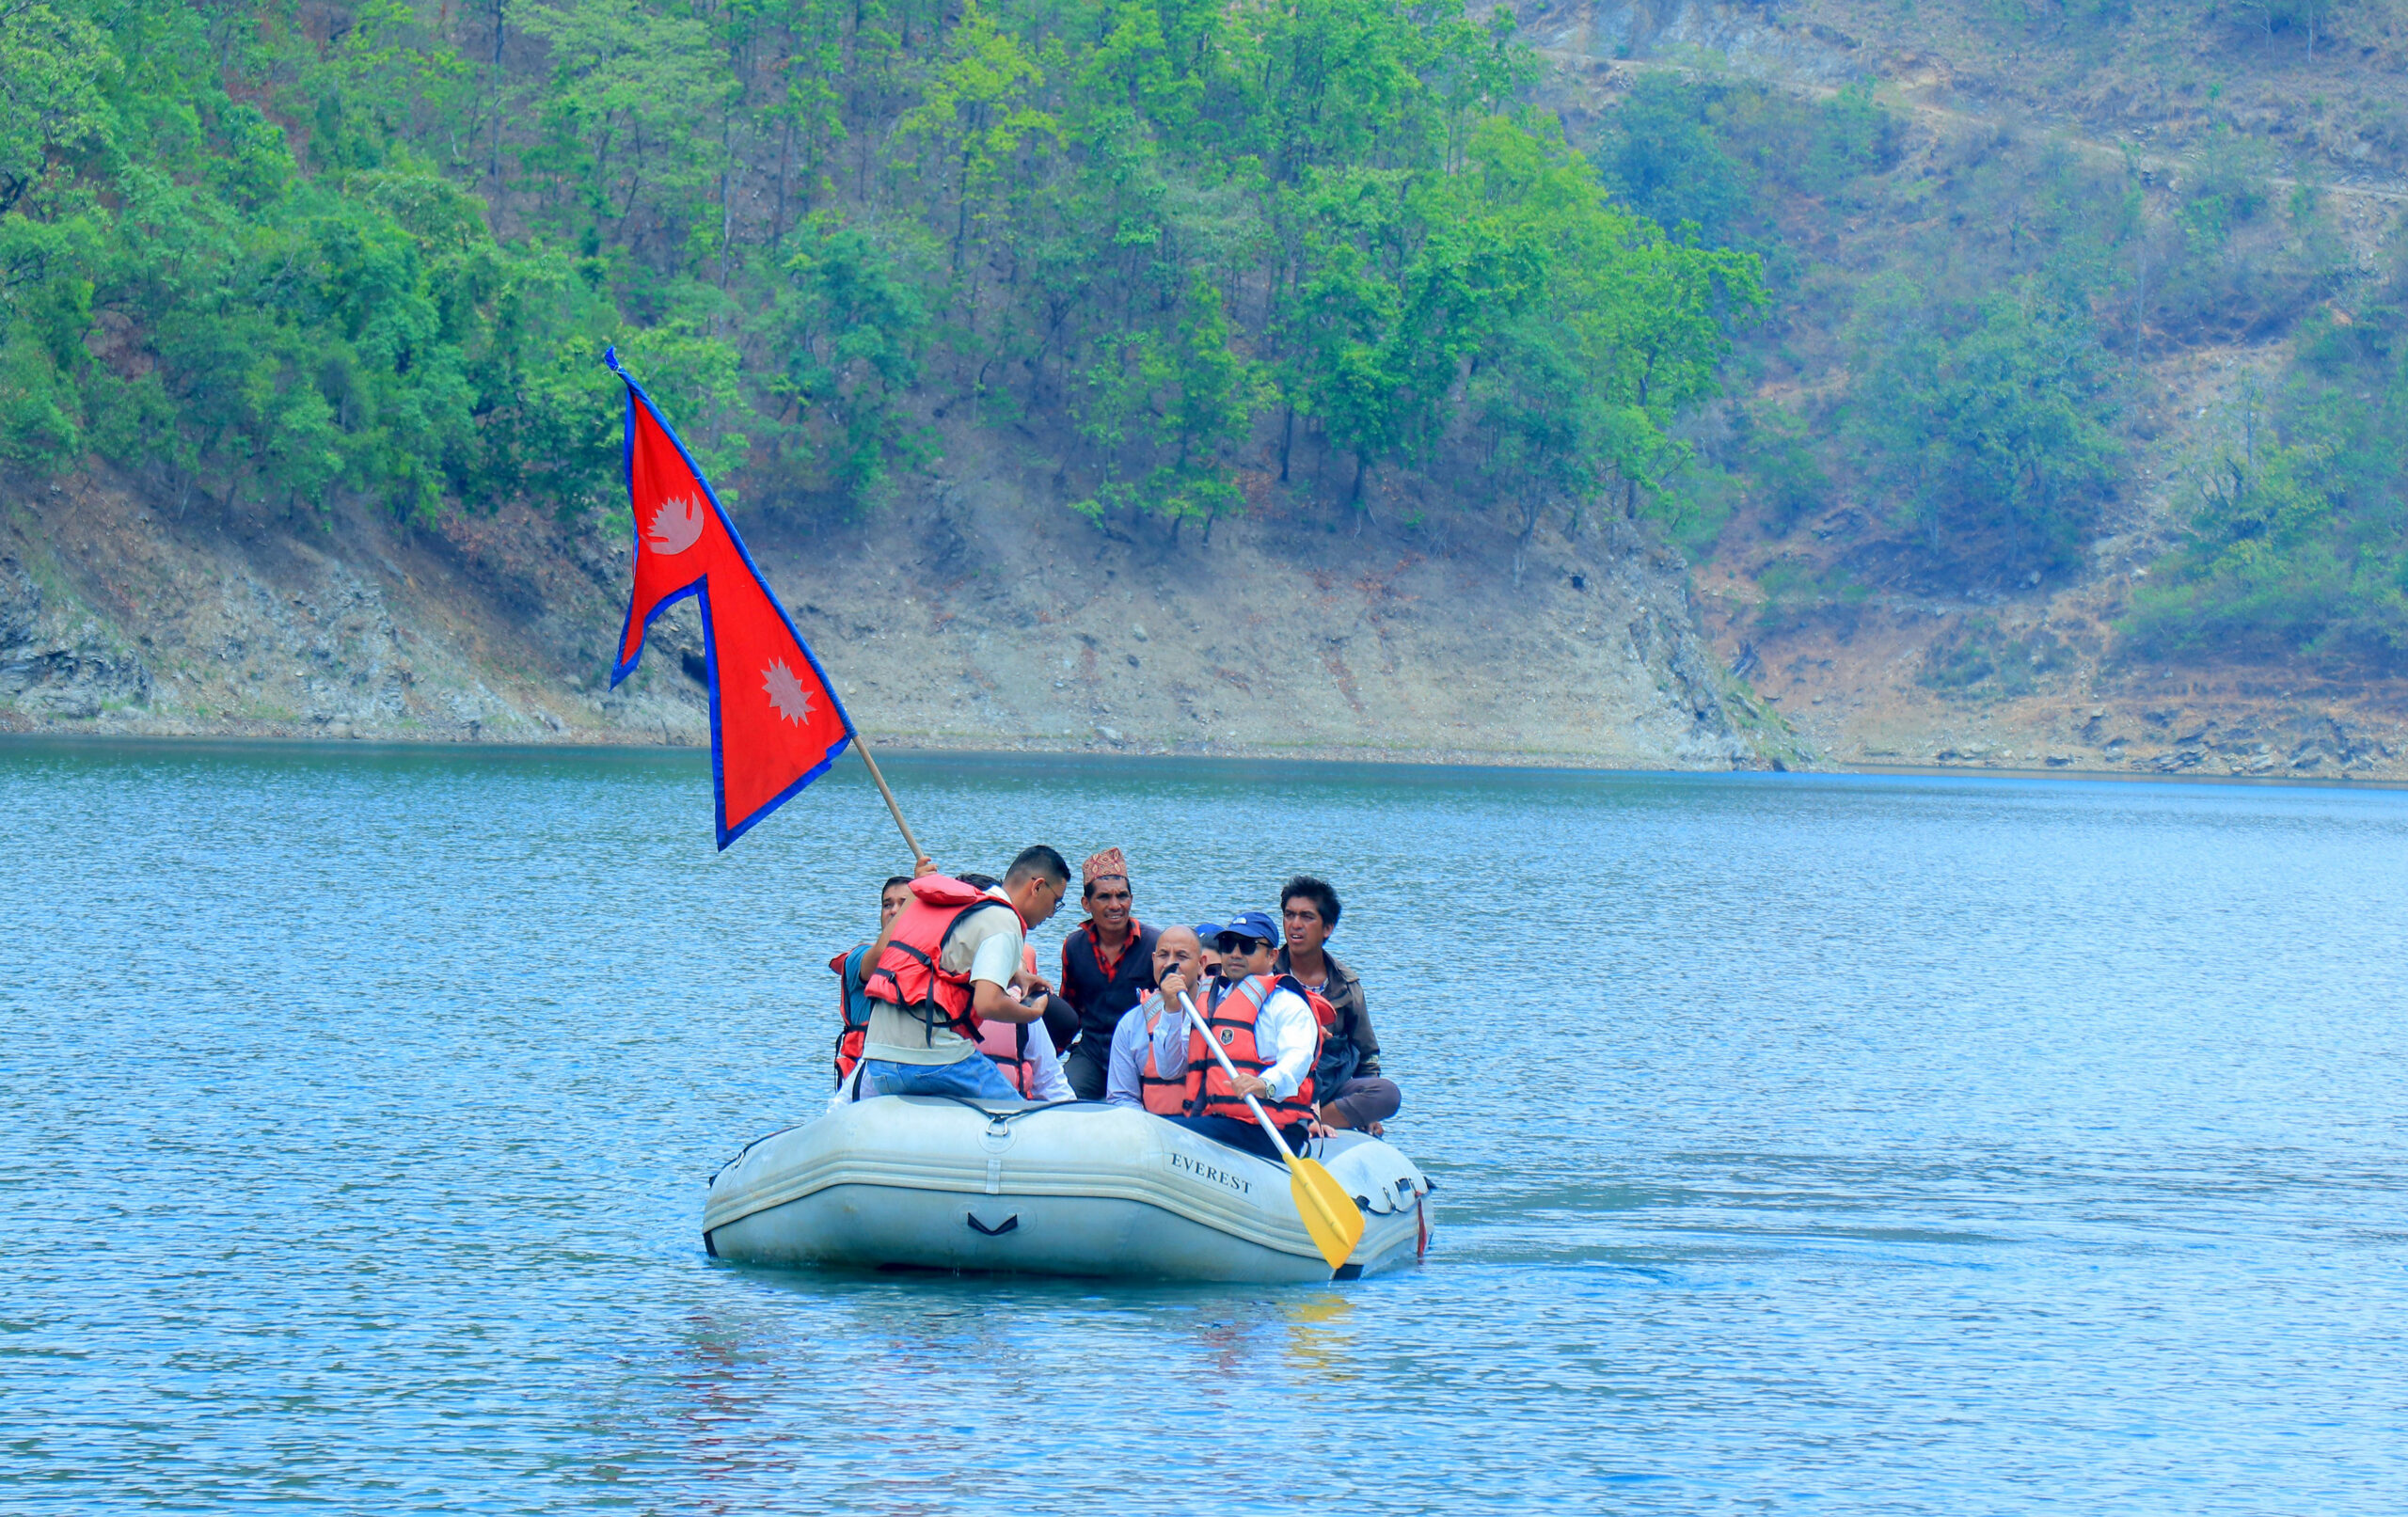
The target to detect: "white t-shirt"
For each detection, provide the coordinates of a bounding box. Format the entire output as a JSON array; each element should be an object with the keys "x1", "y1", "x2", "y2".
[{"x1": 862, "y1": 891, "x2": 1024, "y2": 1066}]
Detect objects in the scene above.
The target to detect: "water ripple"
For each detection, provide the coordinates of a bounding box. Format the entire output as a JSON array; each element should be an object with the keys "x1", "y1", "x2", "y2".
[{"x1": 4, "y1": 745, "x2": 2404, "y2": 1512}]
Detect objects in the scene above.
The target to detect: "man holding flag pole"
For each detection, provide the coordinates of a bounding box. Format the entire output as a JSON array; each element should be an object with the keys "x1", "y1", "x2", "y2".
[{"x1": 601, "y1": 347, "x2": 1069, "y2": 1099}]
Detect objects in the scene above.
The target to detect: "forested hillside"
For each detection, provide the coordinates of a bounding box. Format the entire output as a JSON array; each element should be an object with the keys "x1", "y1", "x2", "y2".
[
  {"x1": 0, "y1": 0, "x2": 1760, "y2": 568},
  {"x1": 1571, "y1": 44, "x2": 2408, "y2": 672},
  {"x1": 7, "y1": 0, "x2": 2408, "y2": 773},
  {"x1": 1496, "y1": 0, "x2": 2408, "y2": 775}
]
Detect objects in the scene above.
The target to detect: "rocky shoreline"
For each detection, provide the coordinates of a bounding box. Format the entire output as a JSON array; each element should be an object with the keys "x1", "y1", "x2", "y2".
[
  {"x1": 2, "y1": 450, "x2": 1774, "y2": 771},
  {"x1": 14, "y1": 462, "x2": 2407, "y2": 782}
]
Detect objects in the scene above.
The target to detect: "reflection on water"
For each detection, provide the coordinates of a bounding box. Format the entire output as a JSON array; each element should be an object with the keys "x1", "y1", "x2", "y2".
[
  {"x1": 5, "y1": 741, "x2": 2406, "y2": 1512},
  {"x1": 1280, "y1": 1292, "x2": 1357, "y2": 1380}
]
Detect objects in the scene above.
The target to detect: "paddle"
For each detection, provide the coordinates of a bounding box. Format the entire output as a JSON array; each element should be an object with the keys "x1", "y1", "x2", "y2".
[{"x1": 1175, "y1": 989, "x2": 1365, "y2": 1272}]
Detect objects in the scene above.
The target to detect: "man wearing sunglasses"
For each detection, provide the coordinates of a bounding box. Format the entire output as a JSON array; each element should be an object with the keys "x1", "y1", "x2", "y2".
[{"x1": 1144, "y1": 910, "x2": 1323, "y2": 1161}]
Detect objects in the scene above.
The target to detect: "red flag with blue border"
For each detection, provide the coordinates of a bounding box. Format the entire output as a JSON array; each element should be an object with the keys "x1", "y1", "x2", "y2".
[{"x1": 606, "y1": 348, "x2": 853, "y2": 848}]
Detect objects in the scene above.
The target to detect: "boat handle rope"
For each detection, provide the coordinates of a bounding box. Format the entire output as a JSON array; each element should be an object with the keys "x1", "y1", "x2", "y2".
[
  {"x1": 707, "y1": 1121, "x2": 808, "y2": 1183},
  {"x1": 929, "y1": 1095, "x2": 1082, "y2": 1125},
  {"x1": 707, "y1": 1096, "x2": 1156, "y2": 1183}
]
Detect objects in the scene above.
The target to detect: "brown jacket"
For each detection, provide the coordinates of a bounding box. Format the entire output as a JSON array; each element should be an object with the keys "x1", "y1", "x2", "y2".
[{"x1": 1274, "y1": 945, "x2": 1381, "y2": 1082}]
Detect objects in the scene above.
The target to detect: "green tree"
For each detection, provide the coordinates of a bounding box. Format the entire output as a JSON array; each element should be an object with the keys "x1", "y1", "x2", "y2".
[
  {"x1": 762, "y1": 213, "x2": 932, "y2": 503},
  {"x1": 2125, "y1": 349, "x2": 2408, "y2": 669},
  {"x1": 1848, "y1": 280, "x2": 2119, "y2": 575},
  {"x1": 1461, "y1": 116, "x2": 1764, "y2": 574},
  {"x1": 0, "y1": 0, "x2": 117, "y2": 216},
  {"x1": 1592, "y1": 71, "x2": 1756, "y2": 249},
  {"x1": 516, "y1": 0, "x2": 738, "y2": 266},
  {"x1": 895, "y1": 2, "x2": 1055, "y2": 276}
]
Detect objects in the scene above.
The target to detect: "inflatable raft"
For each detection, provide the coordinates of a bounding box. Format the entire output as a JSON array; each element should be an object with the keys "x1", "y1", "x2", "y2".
[{"x1": 704, "y1": 1096, "x2": 1434, "y2": 1283}]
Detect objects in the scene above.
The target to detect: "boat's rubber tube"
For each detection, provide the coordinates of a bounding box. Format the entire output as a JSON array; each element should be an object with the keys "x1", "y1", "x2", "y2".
[{"x1": 703, "y1": 1097, "x2": 1434, "y2": 1283}]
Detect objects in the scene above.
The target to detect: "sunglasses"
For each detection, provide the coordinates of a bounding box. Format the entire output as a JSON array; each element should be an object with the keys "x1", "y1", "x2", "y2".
[{"x1": 1213, "y1": 934, "x2": 1265, "y2": 956}]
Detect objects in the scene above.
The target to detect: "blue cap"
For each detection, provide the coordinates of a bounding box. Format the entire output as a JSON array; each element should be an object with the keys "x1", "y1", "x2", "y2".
[
  {"x1": 1192, "y1": 920, "x2": 1223, "y2": 941},
  {"x1": 1216, "y1": 909, "x2": 1280, "y2": 946}
]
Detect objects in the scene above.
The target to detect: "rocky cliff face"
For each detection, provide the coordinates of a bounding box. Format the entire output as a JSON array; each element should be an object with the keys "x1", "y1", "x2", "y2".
[
  {"x1": 2, "y1": 555, "x2": 152, "y2": 721},
  {"x1": 0, "y1": 445, "x2": 1772, "y2": 769}
]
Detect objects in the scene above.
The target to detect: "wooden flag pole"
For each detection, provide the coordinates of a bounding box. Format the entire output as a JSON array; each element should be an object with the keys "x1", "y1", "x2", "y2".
[{"x1": 849, "y1": 730, "x2": 928, "y2": 868}]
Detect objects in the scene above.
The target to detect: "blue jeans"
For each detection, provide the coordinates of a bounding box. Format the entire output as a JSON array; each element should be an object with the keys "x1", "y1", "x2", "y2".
[{"x1": 859, "y1": 1054, "x2": 1018, "y2": 1100}]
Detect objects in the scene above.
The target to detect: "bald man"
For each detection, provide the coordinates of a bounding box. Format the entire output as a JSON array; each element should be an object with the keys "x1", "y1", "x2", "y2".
[{"x1": 1103, "y1": 925, "x2": 1205, "y2": 1111}]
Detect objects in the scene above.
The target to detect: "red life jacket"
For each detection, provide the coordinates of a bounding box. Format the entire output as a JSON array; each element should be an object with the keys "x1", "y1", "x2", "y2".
[
  {"x1": 1300, "y1": 984, "x2": 1337, "y2": 1030},
  {"x1": 1127, "y1": 992, "x2": 1192, "y2": 1115},
  {"x1": 862, "y1": 875, "x2": 1016, "y2": 1050},
  {"x1": 1183, "y1": 973, "x2": 1321, "y2": 1128},
  {"x1": 831, "y1": 946, "x2": 870, "y2": 1084}
]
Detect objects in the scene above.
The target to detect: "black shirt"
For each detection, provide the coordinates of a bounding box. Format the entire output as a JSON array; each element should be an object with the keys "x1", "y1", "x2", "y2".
[{"x1": 1058, "y1": 919, "x2": 1160, "y2": 1056}]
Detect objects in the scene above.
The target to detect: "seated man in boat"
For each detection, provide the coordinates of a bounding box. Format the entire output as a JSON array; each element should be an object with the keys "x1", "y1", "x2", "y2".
[
  {"x1": 1274, "y1": 876, "x2": 1402, "y2": 1136},
  {"x1": 1104, "y1": 924, "x2": 1207, "y2": 1112},
  {"x1": 853, "y1": 845, "x2": 1070, "y2": 1100},
  {"x1": 826, "y1": 872, "x2": 915, "y2": 1097},
  {"x1": 1054, "y1": 846, "x2": 1160, "y2": 1101},
  {"x1": 1144, "y1": 912, "x2": 1324, "y2": 1162},
  {"x1": 835, "y1": 873, "x2": 1072, "y2": 1105},
  {"x1": 980, "y1": 979, "x2": 1076, "y2": 1100}
]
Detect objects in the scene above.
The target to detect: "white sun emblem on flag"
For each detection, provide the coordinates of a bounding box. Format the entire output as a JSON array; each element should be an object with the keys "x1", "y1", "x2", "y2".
[
  {"x1": 763, "y1": 658, "x2": 816, "y2": 725},
  {"x1": 645, "y1": 495, "x2": 706, "y2": 555}
]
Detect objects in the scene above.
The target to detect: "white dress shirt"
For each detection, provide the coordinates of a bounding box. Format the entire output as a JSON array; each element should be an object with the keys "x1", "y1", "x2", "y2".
[
  {"x1": 1147, "y1": 977, "x2": 1316, "y2": 1101},
  {"x1": 1009, "y1": 1018, "x2": 1074, "y2": 1101},
  {"x1": 1105, "y1": 994, "x2": 1173, "y2": 1107}
]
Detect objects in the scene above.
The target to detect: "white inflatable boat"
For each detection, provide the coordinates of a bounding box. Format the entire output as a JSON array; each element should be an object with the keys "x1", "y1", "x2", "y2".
[{"x1": 703, "y1": 1096, "x2": 1434, "y2": 1283}]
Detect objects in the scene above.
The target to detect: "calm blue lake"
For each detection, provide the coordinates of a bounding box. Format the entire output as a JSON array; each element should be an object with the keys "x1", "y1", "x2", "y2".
[{"x1": 4, "y1": 743, "x2": 2404, "y2": 1512}]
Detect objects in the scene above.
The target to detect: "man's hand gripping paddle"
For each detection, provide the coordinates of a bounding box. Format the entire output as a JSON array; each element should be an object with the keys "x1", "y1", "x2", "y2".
[{"x1": 1175, "y1": 990, "x2": 1365, "y2": 1272}]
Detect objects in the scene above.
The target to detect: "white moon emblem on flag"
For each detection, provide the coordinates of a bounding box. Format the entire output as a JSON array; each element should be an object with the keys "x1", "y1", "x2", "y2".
[
  {"x1": 646, "y1": 496, "x2": 706, "y2": 555},
  {"x1": 763, "y1": 658, "x2": 815, "y2": 725}
]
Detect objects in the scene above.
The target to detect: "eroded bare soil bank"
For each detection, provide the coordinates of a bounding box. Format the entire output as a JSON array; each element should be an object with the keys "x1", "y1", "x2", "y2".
[
  {"x1": 0, "y1": 443, "x2": 1767, "y2": 769},
  {"x1": 12, "y1": 445, "x2": 2403, "y2": 781}
]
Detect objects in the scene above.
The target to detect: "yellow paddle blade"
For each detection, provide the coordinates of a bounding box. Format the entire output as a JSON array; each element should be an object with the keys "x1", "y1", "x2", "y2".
[{"x1": 1287, "y1": 1154, "x2": 1366, "y2": 1271}]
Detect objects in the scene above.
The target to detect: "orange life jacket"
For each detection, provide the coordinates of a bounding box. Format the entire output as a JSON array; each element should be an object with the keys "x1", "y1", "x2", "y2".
[
  {"x1": 1126, "y1": 992, "x2": 1192, "y2": 1115},
  {"x1": 1183, "y1": 973, "x2": 1321, "y2": 1127},
  {"x1": 862, "y1": 875, "x2": 1015, "y2": 1050}
]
